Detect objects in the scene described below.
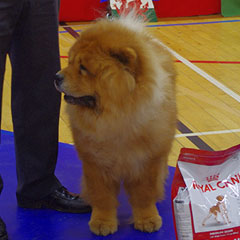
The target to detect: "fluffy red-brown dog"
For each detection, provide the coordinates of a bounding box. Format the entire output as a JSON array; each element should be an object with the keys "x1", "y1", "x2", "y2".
[{"x1": 55, "y1": 14, "x2": 176, "y2": 236}]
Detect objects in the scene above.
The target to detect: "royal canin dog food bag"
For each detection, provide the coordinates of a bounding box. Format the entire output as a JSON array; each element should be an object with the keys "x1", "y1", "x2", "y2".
[{"x1": 172, "y1": 145, "x2": 240, "y2": 240}]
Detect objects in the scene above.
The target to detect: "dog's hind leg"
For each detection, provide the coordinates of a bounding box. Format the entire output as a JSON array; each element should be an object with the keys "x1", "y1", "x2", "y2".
[{"x1": 82, "y1": 161, "x2": 120, "y2": 236}]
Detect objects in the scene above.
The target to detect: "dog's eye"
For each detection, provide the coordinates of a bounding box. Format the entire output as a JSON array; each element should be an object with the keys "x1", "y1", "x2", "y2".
[{"x1": 80, "y1": 64, "x2": 87, "y2": 72}]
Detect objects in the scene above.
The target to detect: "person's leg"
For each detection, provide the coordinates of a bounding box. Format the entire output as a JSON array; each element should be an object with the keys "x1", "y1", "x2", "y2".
[
  {"x1": 0, "y1": 0, "x2": 23, "y2": 140},
  {"x1": 0, "y1": 49, "x2": 6, "y2": 143},
  {"x1": 0, "y1": 0, "x2": 90, "y2": 213},
  {"x1": 0, "y1": 51, "x2": 7, "y2": 224},
  {"x1": 0, "y1": 1, "x2": 24, "y2": 238},
  {"x1": 9, "y1": 0, "x2": 62, "y2": 201},
  {"x1": 9, "y1": 0, "x2": 91, "y2": 213}
]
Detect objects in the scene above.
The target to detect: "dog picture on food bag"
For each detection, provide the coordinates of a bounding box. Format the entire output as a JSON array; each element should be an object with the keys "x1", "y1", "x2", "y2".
[
  {"x1": 55, "y1": 12, "x2": 176, "y2": 236},
  {"x1": 191, "y1": 190, "x2": 237, "y2": 233},
  {"x1": 202, "y1": 195, "x2": 231, "y2": 227}
]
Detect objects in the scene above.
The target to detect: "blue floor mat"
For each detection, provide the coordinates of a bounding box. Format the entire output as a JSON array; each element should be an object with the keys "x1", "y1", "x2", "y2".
[{"x1": 0, "y1": 130, "x2": 176, "y2": 240}]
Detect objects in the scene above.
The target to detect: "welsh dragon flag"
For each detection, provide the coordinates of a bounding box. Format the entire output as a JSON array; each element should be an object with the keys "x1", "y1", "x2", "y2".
[{"x1": 107, "y1": 0, "x2": 158, "y2": 22}]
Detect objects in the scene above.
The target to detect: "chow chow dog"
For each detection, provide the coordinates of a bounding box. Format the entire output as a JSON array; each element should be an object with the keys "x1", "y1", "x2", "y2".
[{"x1": 55, "y1": 14, "x2": 176, "y2": 236}]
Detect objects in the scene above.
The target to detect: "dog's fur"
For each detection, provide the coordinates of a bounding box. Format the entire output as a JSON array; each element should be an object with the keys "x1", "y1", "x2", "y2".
[{"x1": 56, "y1": 14, "x2": 176, "y2": 236}]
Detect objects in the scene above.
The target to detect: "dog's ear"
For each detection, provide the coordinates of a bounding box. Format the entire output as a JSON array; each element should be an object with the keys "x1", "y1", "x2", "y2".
[
  {"x1": 110, "y1": 47, "x2": 137, "y2": 73},
  {"x1": 110, "y1": 47, "x2": 137, "y2": 92}
]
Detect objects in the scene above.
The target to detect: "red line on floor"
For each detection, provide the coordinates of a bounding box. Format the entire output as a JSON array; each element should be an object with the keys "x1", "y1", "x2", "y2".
[{"x1": 60, "y1": 56, "x2": 240, "y2": 64}]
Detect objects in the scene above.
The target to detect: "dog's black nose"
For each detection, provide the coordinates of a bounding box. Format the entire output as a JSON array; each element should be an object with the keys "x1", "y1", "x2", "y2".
[{"x1": 54, "y1": 73, "x2": 64, "y2": 87}]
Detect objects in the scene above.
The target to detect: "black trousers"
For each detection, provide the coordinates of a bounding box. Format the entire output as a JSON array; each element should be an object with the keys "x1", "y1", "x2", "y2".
[{"x1": 0, "y1": 0, "x2": 62, "y2": 200}]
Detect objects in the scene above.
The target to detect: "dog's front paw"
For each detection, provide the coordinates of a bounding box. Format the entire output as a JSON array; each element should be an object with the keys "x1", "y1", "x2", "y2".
[
  {"x1": 134, "y1": 215, "x2": 162, "y2": 233},
  {"x1": 89, "y1": 218, "x2": 118, "y2": 236}
]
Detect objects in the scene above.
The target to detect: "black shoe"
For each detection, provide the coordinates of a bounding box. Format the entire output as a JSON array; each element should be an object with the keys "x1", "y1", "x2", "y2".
[
  {"x1": 0, "y1": 217, "x2": 8, "y2": 240},
  {"x1": 18, "y1": 186, "x2": 91, "y2": 213}
]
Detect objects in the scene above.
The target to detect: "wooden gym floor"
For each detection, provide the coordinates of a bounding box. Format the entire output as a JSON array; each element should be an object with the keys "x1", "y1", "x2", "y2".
[{"x1": 2, "y1": 14, "x2": 240, "y2": 167}]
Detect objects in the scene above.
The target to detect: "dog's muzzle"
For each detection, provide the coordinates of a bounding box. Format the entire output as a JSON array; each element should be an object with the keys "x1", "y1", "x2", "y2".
[
  {"x1": 54, "y1": 73, "x2": 96, "y2": 108},
  {"x1": 54, "y1": 73, "x2": 64, "y2": 92}
]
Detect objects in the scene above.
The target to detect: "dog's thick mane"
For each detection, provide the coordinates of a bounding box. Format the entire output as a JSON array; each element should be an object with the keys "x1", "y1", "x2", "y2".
[
  {"x1": 117, "y1": 11, "x2": 146, "y2": 33},
  {"x1": 67, "y1": 13, "x2": 176, "y2": 145}
]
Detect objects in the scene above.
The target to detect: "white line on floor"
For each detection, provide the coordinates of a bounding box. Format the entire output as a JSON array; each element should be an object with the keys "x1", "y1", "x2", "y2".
[
  {"x1": 157, "y1": 40, "x2": 240, "y2": 103},
  {"x1": 176, "y1": 129, "x2": 240, "y2": 138}
]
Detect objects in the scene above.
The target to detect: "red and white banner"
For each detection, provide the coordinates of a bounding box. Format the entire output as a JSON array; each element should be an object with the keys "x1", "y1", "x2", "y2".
[{"x1": 110, "y1": 0, "x2": 158, "y2": 21}]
